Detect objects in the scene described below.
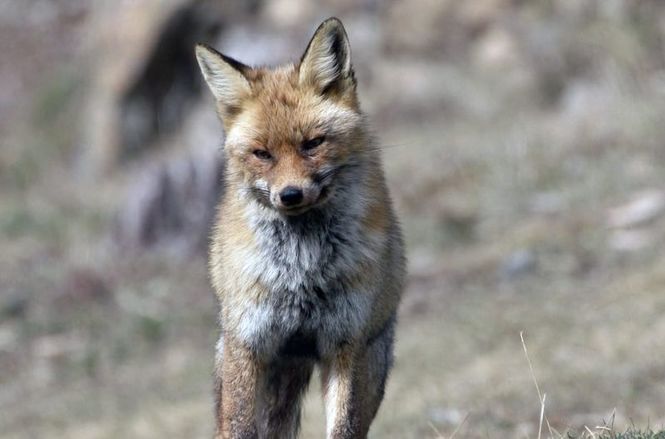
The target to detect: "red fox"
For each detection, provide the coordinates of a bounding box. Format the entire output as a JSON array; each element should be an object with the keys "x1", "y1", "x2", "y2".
[{"x1": 195, "y1": 17, "x2": 405, "y2": 439}]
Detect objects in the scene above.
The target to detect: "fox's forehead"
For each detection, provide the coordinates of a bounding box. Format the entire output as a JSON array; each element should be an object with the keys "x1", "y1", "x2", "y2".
[
  {"x1": 225, "y1": 65, "x2": 360, "y2": 149},
  {"x1": 246, "y1": 64, "x2": 300, "y2": 95}
]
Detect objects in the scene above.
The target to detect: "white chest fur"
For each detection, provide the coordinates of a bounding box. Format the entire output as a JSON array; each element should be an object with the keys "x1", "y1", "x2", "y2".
[{"x1": 229, "y1": 196, "x2": 382, "y2": 360}]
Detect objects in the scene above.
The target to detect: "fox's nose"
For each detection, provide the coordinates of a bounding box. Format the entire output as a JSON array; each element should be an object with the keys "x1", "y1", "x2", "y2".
[{"x1": 279, "y1": 186, "x2": 304, "y2": 207}]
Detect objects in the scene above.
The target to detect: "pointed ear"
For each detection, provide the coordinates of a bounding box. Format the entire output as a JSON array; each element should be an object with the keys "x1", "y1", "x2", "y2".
[
  {"x1": 299, "y1": 18, "x2": 355, "y2": 95},
  {"x1": 195, "y1": 44, "x2": 251, "y2": 108}
]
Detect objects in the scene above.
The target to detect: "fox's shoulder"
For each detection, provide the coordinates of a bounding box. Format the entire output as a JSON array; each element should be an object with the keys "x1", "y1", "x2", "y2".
[{"x1": 208, "y1": 190, "x2": 258, "y2": 292}]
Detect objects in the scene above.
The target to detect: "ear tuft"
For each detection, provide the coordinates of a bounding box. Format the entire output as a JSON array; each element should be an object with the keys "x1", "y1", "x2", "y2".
[
  {"x1": 195, "y1": 44, "x2": 251, "y2": 108},
  {"x1": 299, "y1": 18, "x2": 354, "y2": 95}
]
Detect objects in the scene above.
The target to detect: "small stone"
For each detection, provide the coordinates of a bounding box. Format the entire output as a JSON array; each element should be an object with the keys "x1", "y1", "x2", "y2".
[
  {"x1": 473, "y1": 26, "x2": 520, "y2": 68},
  {"x1": 608, "y1": 189, "x2": 665, "y2": 229},
  {"x1": 0, "y1": 294, "x2": 29, "y2": 319},
  {"x1": 609, "y1": 230, "x2": 652, "y2": 252},
  {"x1": 500, "y1": 249, "x2": 537, "y2": 279},
  {"x1": 428, "y1": 407, "x2": 464, "y2": 426},
  {"x1": 529, "y1": 191, "x2": 564, "y2": 215}
]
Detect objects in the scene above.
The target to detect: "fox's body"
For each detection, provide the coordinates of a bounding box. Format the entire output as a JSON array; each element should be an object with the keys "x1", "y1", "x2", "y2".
[{"x1": 196, "y1": 18, "x2": 405, "y2": 439}]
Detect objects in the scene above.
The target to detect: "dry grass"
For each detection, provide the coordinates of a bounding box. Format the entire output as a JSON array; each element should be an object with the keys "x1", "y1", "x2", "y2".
[{"x1": 3, "y1": 1, "x2": 665, "y2": 438}]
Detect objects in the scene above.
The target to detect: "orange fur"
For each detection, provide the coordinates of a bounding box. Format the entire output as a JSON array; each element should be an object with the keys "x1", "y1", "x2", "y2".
[{"x1": 197, "y1": 18, "x2": 405, "y2": 439}]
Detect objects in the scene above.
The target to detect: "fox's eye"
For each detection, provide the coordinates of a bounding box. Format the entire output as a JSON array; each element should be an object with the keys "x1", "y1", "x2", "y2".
[
  {"x1": 252, "y1": 149, "x2": 272, "y2": 160},
  {"x1": 302, "y1": 136, "x2": 325, "y2": 151}
]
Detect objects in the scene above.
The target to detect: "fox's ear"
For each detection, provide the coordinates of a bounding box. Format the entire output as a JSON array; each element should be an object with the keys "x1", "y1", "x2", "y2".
[
  {"x1": 195, "y1": 44, "x2": 251, "y2": 108},
  {"x1": 299, "y1": 18, "x2": 355, "y2": 96}
]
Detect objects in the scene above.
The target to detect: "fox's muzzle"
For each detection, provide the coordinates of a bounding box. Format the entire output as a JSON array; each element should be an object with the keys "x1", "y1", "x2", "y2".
[
  {"x1": 271, "y1": 182, "x2": 324, "y2": 214},
  {"x1": 279, "y1": 186, "x2": 304, "y2": 207}
]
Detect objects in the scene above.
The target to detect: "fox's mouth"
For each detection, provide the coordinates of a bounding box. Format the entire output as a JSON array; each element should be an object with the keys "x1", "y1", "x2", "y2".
[
  {"x1": 280, "y1": 205, "x2": 312, "y2": 216},
  {"x1": 316, "y1": 185, "x2": 331, "y2": 203}
]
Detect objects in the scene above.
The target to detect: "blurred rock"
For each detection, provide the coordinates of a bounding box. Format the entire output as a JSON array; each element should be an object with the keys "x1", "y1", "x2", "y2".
[
  {"x1": 383, "y1": 0, "x2": 454, "y2": 54},
  {"x1": 439, "y1": 205, "x2": 478, "y2": 243},
  {"x1": 0, "y1": 293, "x2": 29, "y2": 320},
  {"x1": 472, "y1": 26, "x2": 520, "y2": 69},
  {"x1": 499, "y1": 249, "x2": 537, "y2": 279},
  {"x1": 529, "y1": 191, "x2": 565, "y2": 215},
  {"x1": 607, "y1": 189, "x2": 665, "y2": 229},
  {"x1": 116, "y1": 2, "x2": 222, "y2": 161},
  {"x1": 56, "y1": 267, "x2": 112, "y2": 308},
  {"x1": 263, "y1": 0, "x2": 315, "y2": 29},
  {"x1": 384, "y1": 0, "x2": 513, "y2": 55},
  {"x1": 218, "y1": 23, "x2": 298, "y2": 66},
  {"x1": 81, "y1": 0, "x2": 259, "y2": 173},
  {"x1": 33, "y1": 333, "x2": 84, "y2": 360},
  {"x1": 0, "y1": 325, "x2": 18, "y2": 353},
  {"x1": 427, "y1": 406, "x2": 464, "y2": 426},
  {"x1": 609, "y1": 229, "x2": 653, "y2": 252},
  {"x1": 113, "y1": 145, "x2": 224, "y2": 254},
  {"x1": 517, "y1": 19, "x2": 585, "y2": 105},
  {"x1": 458, "y1": 0, "x2": 510, "y2": 33},
  {"x1": 83, "y1": 0, "x2": 192, "y2": 172}
]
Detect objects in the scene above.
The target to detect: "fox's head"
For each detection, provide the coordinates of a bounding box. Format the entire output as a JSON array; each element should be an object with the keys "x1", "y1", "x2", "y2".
[{"x1": 195, "y1": 18, "x2": 369, "y2": 216}]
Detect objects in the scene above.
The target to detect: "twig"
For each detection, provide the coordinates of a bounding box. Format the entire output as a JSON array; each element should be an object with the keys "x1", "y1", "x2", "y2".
[
  {"x1": 538, "y1": 394, "x2": 547, "y2": 439},
  {"x1": 429, "y1": 412, "x2": 470, "y2": 439},
  {"x1": 429, "y1": 421, "x2": 444, "y2": 438},
  {"x1": 449, "y1": 413, "x2": 470, "y2": 439},
  {"x1": 520, "y1": 331, "x2": 555, "y2": 438}
]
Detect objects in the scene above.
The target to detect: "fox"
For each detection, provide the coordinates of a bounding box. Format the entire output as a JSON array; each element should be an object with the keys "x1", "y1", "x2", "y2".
[{"x1": 194, "y1": 17, "x2": 405, "y2": 439}]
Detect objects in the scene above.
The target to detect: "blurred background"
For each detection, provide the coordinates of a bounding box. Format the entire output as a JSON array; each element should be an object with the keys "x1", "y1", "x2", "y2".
[{"x1": 2, "y1": 0, "x2": 665, "y2": 437}]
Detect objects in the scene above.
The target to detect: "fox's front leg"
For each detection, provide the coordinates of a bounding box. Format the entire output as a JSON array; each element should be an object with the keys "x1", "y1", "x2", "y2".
[
  {"x1": 322, "y1": 326, "x2": 394, "y2": 439},
  {"x1": 321, "y1": 346, "x2": 365, "y2": 439},
  {"x1": 215, "y1": 336, "x2": 261, "y2": 439}
]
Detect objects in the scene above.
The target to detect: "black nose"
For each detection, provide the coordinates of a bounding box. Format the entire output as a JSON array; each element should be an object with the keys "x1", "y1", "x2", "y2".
[{"x1": 279, "y1": 187, "x2": 304, "y2": 206}]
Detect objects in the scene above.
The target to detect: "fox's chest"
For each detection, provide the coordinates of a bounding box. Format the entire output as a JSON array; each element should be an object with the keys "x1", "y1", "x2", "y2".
[
  {"x1": 235, "y1": 284, "x2": 371, "y2": 360},
  {"x1": 247, "y1": 214, "x2": 366, "y2": 292},
  {"x1": 230, "y1": 215, "x2": 377, "y2": 359}
]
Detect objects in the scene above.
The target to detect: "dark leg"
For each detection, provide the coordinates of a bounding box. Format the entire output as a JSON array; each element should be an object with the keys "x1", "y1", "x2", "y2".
[{"x1": 257, "y1": 358, "x2": 315, "y2": 439}]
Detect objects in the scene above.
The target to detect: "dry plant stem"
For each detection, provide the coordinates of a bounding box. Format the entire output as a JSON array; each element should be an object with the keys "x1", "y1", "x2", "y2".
[
  {"x1": 428, "y1": 421, "x2": 444, "y2": 438},
  {"x1": 448, "y1": 412, "x2": 470, "y2": 439},
  {"x1": 428, "y1": 412, "x2": 469, "y2": 439},
  {"x1": 520, "y1": 331, "x2": 555, "y2": 438}
]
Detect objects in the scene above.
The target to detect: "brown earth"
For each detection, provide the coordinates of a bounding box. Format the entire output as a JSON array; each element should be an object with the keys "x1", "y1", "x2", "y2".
[{"x1": 2, "y1": 1, "x2": 665, "y2": 437}]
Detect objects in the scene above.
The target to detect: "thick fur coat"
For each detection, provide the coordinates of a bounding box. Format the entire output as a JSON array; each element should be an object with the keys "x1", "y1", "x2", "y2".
[{"x1": 196, "y1": 18, "x2": 405, "y2": 439}]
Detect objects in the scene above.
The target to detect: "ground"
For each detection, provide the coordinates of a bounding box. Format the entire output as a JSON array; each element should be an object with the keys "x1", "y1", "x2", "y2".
[{"x1": 2, "y1": 1, "x2": 665, "y2": 438}]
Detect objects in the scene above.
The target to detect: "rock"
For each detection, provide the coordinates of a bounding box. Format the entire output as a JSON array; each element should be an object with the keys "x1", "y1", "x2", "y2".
[
  {"x1": 82, "y1": 0, "x2": 196, "y2": 172},
  {"x1": 439, "y1": 204, "x2": 478, "y2": 243},
  {"x1": 473, "y1": 26, "x2": 521, "y2": 69},
  {"x1": 80, "y1": 0, "x2": 260, "y2": 173},
  {"x1": 56, "y1": 267, "x2": 112, "y2": 308},
  {"x1": 114, "y1": 2, "x2": 222, "y2": 162},
  {"x1": 0, "y1": 293, "x2": 29, "y2": 319},
  {"x1": 383, "y1": 0, "x2": 453, "y2": 54},
  {"x1": 113, "y1": 144, "x2": 224, "y2": 254},
  {"x1": 33, "y1": 333, "x2": 83, "y2": 360},
  {"x1": 607, "y1": 189, "x2": 665, "y2": 229},
  {"x1": 609, "y1": 229, "x2": 652, "y2": 252},
  {"x1": 428, "y1": 406, "x2": 464, "y2": 426},
  {"x1": 384, "y1": 0, "x2": 513, "y2": 55},
  {"x1": 0, "y1": 325, "x2": 18, "y2": 353},
  {"x1": 262, "y1": 0, "x2": 315, "y2": 29},
  {"x1": 458, "y1": 0, "x2": 511, "y2": 33},
  {"x1": 529, "y1": 191, "x2": 565, "y2": 215},
  {"x1": 499, "y1": 249, "x2": 537, "y2": 279},
  {"x1": 218, "y1": 23, "x2": 298, "y2": 67}
]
